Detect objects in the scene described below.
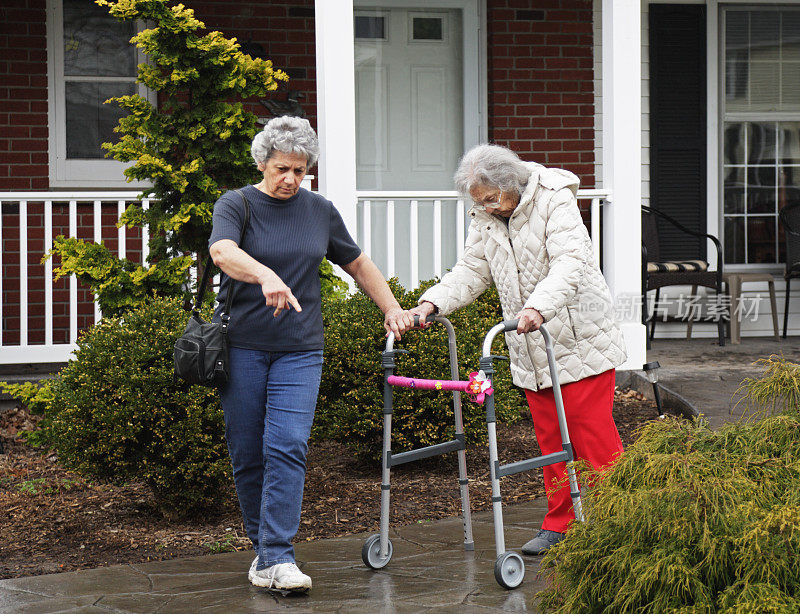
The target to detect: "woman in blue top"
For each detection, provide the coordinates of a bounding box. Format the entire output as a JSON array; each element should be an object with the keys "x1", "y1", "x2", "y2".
[{"x1": 209, "y1": 116, "x2": 414, "y2": 592}]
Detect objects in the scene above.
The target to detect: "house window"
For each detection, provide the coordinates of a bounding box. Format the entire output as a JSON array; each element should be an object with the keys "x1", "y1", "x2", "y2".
[
  {"x1": 722, "y1": 8, "x2": 800, "y2": 264},
  {"x1": 48, "y1": 0, "x2": 147, "y2": 187}
]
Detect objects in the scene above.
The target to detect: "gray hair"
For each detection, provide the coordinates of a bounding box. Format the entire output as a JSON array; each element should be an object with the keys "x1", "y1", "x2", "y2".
[
  {"x1": 453, "y1": 144, "x2": 531, "y2": 198},
  {"x1": 250, "y1": 115, "x2": 320, "y2": 168}
]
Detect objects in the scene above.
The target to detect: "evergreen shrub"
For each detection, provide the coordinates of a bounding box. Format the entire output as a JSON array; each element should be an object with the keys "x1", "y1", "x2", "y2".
[
  {"x1": 315, "y1": 279, "x2": 526, "y2": 458},
  {"x1": 539, "y1": 356, "x2": 800, "y2": 613},
  {"x1": 3, "y1": 296, "x2": 231, "y2": 516}
]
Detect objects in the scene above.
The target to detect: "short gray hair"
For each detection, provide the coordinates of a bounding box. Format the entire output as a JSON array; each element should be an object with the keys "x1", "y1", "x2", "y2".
[
  {"x1": 251, "y1": 115, "x2": 320, "y2": 168},
  {"x1": 453, "y1": 144, "x2": 531, "y2": 198}
]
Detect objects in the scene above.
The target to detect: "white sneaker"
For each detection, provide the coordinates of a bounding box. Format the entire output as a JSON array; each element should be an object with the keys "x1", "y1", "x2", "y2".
[
  {"x1": 247, "y1": 556, "x2": 258, "y2": 583},
  {"x1": 250, "y1": 562, "x2": 312, "y2": 591}
]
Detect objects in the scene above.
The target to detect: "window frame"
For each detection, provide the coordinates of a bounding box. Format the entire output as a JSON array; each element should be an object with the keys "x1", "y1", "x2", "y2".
[
  {"x1": 719, "y1": 4, "x2": 800, "y2": 268},
  {"x1": 47, "y1": 0, "x2": 153, "y2": 188}
]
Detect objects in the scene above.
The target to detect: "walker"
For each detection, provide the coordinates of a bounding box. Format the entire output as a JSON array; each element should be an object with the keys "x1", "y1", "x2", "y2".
[
  {"x1": 480, "y1": 319, "x2": 584, "y2": 589},
  {"x1": 361, "y1": 315, "x2": 477, "y2": 570}
]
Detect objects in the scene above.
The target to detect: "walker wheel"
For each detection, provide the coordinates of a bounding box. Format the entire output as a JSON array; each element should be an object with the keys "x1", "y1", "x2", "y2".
[
  {"x1": 362, "y1": 534, "x2": 393, "y2": 569},
  {"x1": 494, "y1": 551, "x2": 525, "y2": 589}
]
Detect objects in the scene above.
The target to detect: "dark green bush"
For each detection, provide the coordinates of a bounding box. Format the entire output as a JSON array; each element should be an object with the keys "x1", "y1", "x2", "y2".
[
  {"x1": 538, "y1": 357, "x2": 800, "y2": 613},
  {"x1": 315, "y1": 279, "x2": 526, "y2": 457},
  {"x1": 4, "y1": 296, "x2": 232, "y2": 516}
]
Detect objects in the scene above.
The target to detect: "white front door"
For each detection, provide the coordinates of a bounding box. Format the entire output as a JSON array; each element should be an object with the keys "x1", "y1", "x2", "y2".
[{"x1": 354, "y1": 8, "x2": 464, "y2": 190}]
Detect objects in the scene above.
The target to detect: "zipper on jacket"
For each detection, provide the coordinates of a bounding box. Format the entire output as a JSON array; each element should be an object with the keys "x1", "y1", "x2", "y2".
[{"x1": 501, "y1": 216, "x2": 542, "y2": 391}]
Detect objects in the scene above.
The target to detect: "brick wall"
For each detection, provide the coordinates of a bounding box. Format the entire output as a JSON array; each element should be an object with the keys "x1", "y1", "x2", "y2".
[
  {"x1": 488, "y1": 0, "x2": 595, "y2": 188},
  {"x1": 191, "y1": 0, "x2": 318, "y2": 134},
  {"x1": 0, "y1": 0, "x2": 49, "y2": 191}
]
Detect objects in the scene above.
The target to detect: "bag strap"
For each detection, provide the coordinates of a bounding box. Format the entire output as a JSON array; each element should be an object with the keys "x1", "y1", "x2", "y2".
[{"x1": 193, "y1": 189, "x2": 251, "y2": 318}]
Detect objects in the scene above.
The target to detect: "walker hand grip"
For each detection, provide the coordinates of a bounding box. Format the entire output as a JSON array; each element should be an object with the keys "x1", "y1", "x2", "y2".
[
  {"x1": 502, "y1": 319, "x2": 520, "y2": 332},
  {"x1": 413, "y1": 314, "x2": 437, "y2": 328}
]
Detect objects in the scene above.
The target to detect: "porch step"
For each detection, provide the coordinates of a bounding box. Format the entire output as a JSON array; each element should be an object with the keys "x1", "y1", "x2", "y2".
[{"x1": 0, "y1": 363, "x2": 65, "y2": 413}]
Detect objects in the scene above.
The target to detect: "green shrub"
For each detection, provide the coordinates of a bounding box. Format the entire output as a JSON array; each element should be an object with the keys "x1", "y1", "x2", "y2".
[
  {"x1": 538, "y1": 357, "x2": 800, "y2": 613},
  {"x1": 2, "y1": 296, "x2": 231, "y2": 516},
  {"x1": 315, "y1": 279, "x2": 525, "y2": 458}
]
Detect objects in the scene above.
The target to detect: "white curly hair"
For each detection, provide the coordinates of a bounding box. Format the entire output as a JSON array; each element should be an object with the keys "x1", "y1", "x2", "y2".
[
  {"x1": 453, "y1": 144, "x2": 531, "y2": 198},
  {"x1": 250, "y1": 115, "x2": 320, "y2": 168}
]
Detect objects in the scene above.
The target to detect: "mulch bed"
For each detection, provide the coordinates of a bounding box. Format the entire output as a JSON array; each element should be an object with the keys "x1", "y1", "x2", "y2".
[{"x1": 0, "y1": 389, "x2": 660, "y2": 579}]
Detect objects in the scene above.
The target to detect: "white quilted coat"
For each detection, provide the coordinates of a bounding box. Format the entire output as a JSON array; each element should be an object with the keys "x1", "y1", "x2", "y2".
[{"x1": 419, "y1": 162, "x2": 627, "y2": 390}]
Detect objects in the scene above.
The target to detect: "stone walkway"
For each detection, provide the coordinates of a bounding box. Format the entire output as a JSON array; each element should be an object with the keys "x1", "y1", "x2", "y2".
[
  {"x1": 1, "y1": 502, "x2": 550, "y2": 613},
  {"x1": 1, "y1": 335, "x2": 795, "y2": 613}
]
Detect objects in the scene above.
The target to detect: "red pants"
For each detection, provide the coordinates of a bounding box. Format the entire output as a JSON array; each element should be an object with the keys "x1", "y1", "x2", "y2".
[{"x1": 524, "y1": 369, "x2": 623, "y2": 533}]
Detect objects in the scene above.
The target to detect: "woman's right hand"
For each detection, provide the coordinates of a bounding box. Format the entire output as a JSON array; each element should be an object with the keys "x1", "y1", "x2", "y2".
[
  {"x1": 258, "y1": 269, "x2": 302, "y2": 316},
  {"x1": 408, "y1": 301, "x2": 436, "y2": 328}
]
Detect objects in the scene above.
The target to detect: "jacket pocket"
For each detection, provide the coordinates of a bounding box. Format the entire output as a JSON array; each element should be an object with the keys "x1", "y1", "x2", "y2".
[{"x1": 564, "y1": 306, "x2": 580, "y2": 349}]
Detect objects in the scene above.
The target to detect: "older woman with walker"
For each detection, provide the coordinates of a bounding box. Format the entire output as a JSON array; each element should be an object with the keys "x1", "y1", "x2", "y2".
[
  {"x1": 409, "y1": 144, "x2": 627, "y2": 556},
  {"x1": 209, "y1": 116, "x2": 414, "y2": 592}
]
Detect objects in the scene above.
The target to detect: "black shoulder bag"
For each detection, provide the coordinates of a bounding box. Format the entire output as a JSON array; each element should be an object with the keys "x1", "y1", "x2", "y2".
[{"x1": 174, "y1": 189, "x2": 251, "y2": 387}]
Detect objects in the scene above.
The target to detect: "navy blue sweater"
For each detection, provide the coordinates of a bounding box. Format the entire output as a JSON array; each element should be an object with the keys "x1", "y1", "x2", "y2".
[{"x1": 208, "y1": 185, "x2": 361, "y2": 351}]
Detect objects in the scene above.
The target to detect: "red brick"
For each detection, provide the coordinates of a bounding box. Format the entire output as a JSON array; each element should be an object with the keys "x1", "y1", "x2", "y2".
[
  {"x1": 2, "y1": 75, "x2": 30, "y2": 87},
  {"x1": 0, "y1": 152, "x2": 31, "y2": 164},
  {"x1": 548, "y1": 128, "x2": 580, "y2": 139}
]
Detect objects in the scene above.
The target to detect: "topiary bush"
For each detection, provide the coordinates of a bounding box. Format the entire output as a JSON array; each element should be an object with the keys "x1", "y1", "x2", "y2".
[
  {"x1": 2, "y1": 296, "x2": 231, "y2": 516},
  {"x1": 315, "y1": 278, "x2": 526, "y2": 458},
  {"x1": 538, "y1": 356, "x2": 800, "y2": 613}
]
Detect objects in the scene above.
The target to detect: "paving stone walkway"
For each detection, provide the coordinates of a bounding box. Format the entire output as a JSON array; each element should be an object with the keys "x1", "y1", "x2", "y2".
[
  {"x1": 1, "y1": 502, "x2": 550, "y2": 613},
  {"x1": 2, "y1": 335, "x2": 795, "y2": 613}
]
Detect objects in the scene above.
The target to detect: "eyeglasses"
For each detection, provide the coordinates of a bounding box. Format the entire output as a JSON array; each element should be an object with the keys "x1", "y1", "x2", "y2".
[{"x1": 475, "y1": 190, "x2": 503, "y2": 210}]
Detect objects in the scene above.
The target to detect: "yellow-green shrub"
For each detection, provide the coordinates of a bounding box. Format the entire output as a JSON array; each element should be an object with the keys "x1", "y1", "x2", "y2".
[{"x1": 538, "y1": 357, "x2": 800, "y2": 613}]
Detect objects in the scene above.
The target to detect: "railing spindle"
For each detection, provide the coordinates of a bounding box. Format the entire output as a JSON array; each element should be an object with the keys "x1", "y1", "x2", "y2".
[
  {"x1": 19, "y1": 201, "x2": 28, "y2": 347},
  {"x1": 117, "y1": 200, "x2": 126, "y2": 259},
  {"x1": 363, "y1": 200, "x2": 372, "y2": 259},
  {"x1": 410, "y1": 200, "x2": 419, "y2": 288},
  {"x1": 94, "y1": 200, "x2": 102, "y2": 323},
  {"x1": 44, "y1": 200, "x2": 53, "y2": 346},
  {"x1": 591, "y1": 197, "x2": 601, "y2": 265},
  {"x1": 69, "y1": 200, "x2": 78, "y2": 344},
  {"x1": 433, "y1": 199, "x2": 442, "y2": 277},
  {"x1": 456, "y1": 199, "x2": 465, "y2": 259},
  {"x1": 141, "y1": 199, "x2": 149, "y2": 264},
  {"x1": 386, "y1": 200, "x2": 395, "y2": 279}
]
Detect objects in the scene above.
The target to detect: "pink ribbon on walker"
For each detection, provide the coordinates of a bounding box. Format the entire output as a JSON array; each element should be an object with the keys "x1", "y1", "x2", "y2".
[{"x1": 387, "y1": 370, "x2": 493, "y2": 404}]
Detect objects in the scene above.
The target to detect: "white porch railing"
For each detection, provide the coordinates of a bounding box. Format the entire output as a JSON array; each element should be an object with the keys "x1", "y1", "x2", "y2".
[
  {"x1": 0, "y1": 187, "x2": 609, "y2": 365},
  {"x1": 0, "y1": 191, "x2": 150, "y2": 364},
  {"x1": 356, "y1": 189, "x2": 610, "y2": 288}
]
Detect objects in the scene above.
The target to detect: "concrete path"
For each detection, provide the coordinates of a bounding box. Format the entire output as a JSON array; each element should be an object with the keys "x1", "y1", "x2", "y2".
[
  {"x1": 646, "y1": 336, "x2": 799, "y2": 428},
  {"x1": 1, "y1": 336, "x2": 796, "y2": 613},
  {"x1": 0, "y1": 502, "x2": 549, "y2": 613}
]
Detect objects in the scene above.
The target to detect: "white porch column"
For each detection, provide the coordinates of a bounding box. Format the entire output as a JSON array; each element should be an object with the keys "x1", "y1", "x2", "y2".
[
  {"x1": 315, "y1": 0, "x2": 357, "y2": 236},
  {"x1": 601, "y1": 0, "x2": 646, "y2": 370}
]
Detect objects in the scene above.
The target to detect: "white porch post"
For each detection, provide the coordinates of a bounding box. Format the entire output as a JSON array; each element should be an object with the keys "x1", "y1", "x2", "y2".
[
  {"x1": 314, "y1": 0, "x2": 358, "y2": 238},
  {"x1": 601, "y1": 0, "x2": 646, "y2": 370}
]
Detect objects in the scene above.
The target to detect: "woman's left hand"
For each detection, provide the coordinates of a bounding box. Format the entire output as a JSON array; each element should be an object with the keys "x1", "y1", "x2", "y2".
[
  {"x1": 516, "y1": 308, "x2": 544, "y2": 333},
  {"x1": 384, "y1": 307, "x2": 415, "y2": 340}
]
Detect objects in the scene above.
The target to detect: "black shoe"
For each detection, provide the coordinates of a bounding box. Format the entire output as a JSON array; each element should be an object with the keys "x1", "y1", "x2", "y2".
[{"x1": 521, "y1": 529, "x2": 564, "y2": 555}]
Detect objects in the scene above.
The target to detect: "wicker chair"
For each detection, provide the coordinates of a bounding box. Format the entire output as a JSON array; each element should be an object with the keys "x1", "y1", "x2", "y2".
[
  {"x1": 780, "y1": 202, "x2": 800, "y2": 338},
  {"x1": 642, "y1": 206, "x2": 725, "y2": 348}
]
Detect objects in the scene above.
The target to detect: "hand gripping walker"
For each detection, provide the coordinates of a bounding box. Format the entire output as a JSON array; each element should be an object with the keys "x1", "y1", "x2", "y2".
[
  {"x1": 361, "y1": 314, "x2": 478, "y2": 569},
  {"x1": 481, "y1": 319, "x2": 584, "y2": 589}
]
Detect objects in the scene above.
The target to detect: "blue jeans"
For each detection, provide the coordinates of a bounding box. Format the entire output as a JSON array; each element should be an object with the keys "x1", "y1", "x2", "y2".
[{"x1": 220, "y1": 347, "x2": 324, "y2": 568}]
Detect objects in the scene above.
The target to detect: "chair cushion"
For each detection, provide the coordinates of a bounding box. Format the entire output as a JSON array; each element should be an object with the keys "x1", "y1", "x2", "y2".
[{"x1": 647, "y1": 259, "x2": 709, "y2": 274}]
